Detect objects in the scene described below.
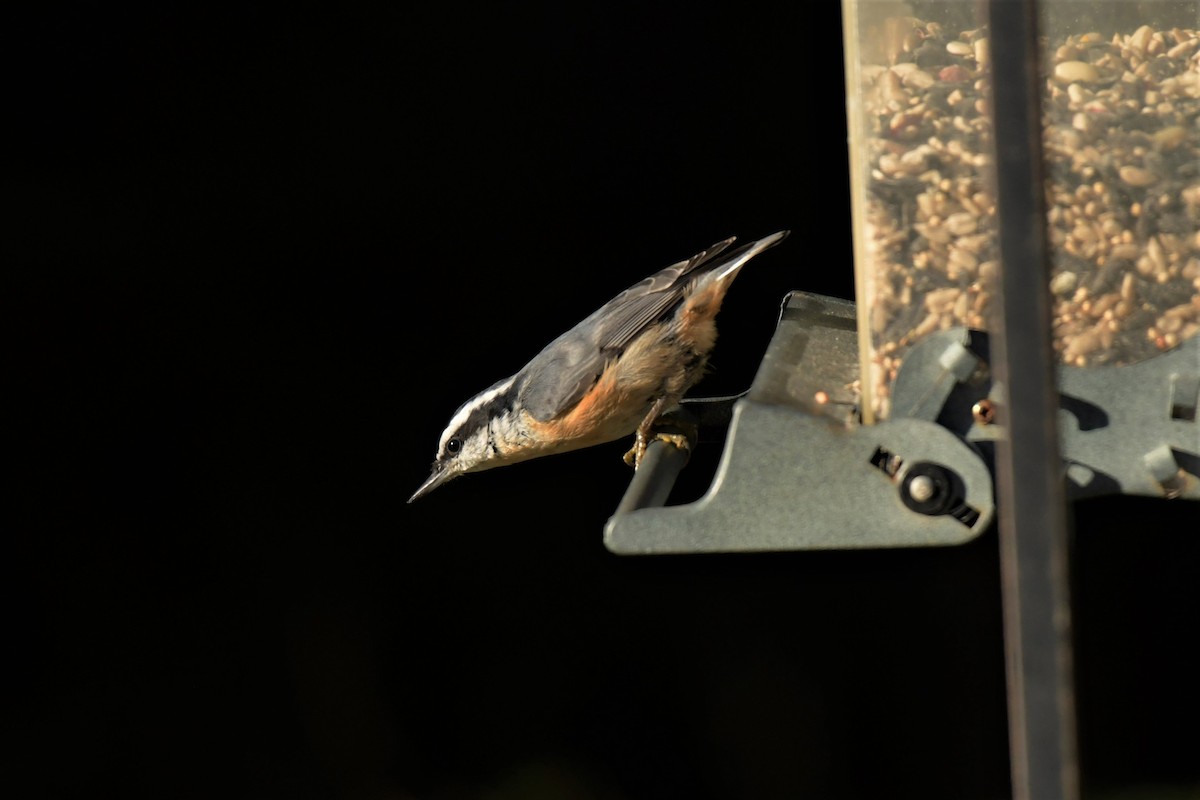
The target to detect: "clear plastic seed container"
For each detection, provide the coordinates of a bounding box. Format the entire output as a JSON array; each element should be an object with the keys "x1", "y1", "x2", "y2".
[{"x1": 842, "y1": 0, "x2": 1200, "y2": 422}]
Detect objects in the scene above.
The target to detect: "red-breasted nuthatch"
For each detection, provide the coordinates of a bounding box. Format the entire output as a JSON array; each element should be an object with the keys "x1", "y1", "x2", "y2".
[{"x1": 408, "y1": 230, "x2": 790, "y2": 502}]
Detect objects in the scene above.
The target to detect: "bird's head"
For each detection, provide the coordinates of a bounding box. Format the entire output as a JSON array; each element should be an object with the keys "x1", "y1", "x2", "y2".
[{"x1": 408, "y1": 377, "x2": 517, "y2": 502}]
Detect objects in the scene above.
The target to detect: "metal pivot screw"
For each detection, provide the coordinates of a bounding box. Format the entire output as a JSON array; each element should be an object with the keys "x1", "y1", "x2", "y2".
[
  {"x1": 900, "y1": 462, "x2": 956, "y2": 516},
  {"x1": 972, "y1": 398, "x2": 996, "y2": 425},
  {"x1": 907, "y1": 474, "x2": 937, "y2": 502}
]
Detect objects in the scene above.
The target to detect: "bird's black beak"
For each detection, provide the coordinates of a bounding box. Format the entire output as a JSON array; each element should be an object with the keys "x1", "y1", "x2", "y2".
[{"x1": 408, "y1": 464, "x2": 454, "y2": 503}]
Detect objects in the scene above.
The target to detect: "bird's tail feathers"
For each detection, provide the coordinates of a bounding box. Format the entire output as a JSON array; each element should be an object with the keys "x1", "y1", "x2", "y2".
[{"x1": 698, "y1": 229, "x2": 790, "y2": 286}]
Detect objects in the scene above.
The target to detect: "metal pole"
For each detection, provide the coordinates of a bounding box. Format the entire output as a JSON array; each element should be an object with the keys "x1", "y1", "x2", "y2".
[{"x1": 985, "y1": 1, "x2": 1079, "y2": 798}]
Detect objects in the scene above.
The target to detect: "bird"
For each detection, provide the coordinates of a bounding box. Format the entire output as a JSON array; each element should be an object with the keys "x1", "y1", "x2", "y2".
[{"x1": 408, "y1": 230, "x2": 790, "y2": 502}]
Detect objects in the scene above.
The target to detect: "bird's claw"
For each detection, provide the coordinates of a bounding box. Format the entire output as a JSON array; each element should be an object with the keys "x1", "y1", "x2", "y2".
[{"x1": 623, "y1": 431, "x2": 692, "y2": 470}]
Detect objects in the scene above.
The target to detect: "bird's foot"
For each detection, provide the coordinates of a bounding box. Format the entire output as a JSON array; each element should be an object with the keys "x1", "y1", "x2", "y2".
[{"x1": 623, "y1": 429, "x2": 693, "y2": 470}]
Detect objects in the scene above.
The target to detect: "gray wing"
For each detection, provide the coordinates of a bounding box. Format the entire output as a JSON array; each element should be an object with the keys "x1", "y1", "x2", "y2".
[{"x1": 516, "y1": 236, "x2": 738, "y2": 422}]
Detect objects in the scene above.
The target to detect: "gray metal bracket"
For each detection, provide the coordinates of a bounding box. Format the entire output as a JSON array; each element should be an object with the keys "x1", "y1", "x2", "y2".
[
  {"x1": 604, "y1": 291, "x2": 1199, "y2": 555},
  {"x1": 604, "y1": 292, "x2": 996, "y2": 554},
  {"x1": 889, "y1": 328, "x2": 1200, "y2": 501},
  {"x1": 1058, "y1": 339, "x2": 1200, "y2": 499}
]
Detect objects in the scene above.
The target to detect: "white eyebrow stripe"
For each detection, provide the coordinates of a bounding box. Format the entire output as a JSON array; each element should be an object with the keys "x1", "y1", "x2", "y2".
[{"x1": 439, "y1": 376, "x2": 516, "y2": 451}]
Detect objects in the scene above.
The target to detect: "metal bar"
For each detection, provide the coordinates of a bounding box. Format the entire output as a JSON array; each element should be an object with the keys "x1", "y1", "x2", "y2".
[
  {"x1": 611, "y1": 439, "x2": 690, "y2": 515},
  {"x1": 985, "y1": 2, "x2": 1079, "y2": 799}
]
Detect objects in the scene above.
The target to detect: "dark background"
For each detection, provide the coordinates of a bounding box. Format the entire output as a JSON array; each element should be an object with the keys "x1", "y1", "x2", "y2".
[{"x1": 14, "y1": 3, "x2": 1198, "y2": 799}]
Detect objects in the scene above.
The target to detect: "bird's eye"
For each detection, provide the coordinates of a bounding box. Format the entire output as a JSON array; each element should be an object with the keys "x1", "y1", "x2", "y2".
[{"x1": 446, "y1": 437, "x2": 463, "y2": 455}]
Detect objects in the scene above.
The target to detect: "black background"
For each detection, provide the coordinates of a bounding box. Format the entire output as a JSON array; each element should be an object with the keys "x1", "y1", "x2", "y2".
[{"x1": 14, "y1": 3, "x2": 1199, "y2": 799}]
